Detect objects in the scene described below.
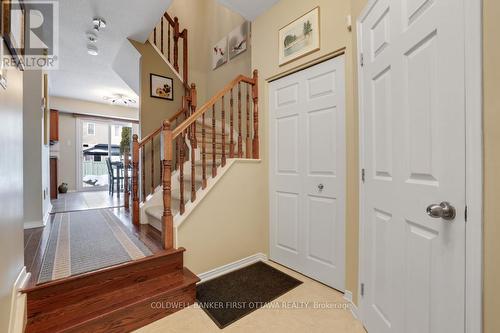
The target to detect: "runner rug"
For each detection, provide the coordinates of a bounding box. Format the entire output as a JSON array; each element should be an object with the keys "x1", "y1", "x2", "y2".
[{"x1": 38, "y1": 209, "x2": 152, "y2": 284}]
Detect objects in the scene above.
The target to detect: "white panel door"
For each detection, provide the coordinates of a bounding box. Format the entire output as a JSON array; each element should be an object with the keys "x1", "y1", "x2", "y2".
[
  {"x1": 359, "y1": 0, "x2": 465, "y2": 332},
  {"x1": 270, "y1": 56, "x2": 346, "y2": 290}
]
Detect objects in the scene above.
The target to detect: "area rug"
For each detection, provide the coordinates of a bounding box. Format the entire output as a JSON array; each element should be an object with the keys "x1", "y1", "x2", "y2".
[
  {"x1": 38, "y1": 209, "x2": 152, "y2": 284},
  {"x1": 196, "y1": 261, "x2": 303, "y2": 328}
]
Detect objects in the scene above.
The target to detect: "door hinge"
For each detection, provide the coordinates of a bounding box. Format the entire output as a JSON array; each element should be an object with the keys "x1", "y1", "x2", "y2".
[
  {"x1": 360, "y1": 283, "x2": 365, "y2": 297},
  {"x1": 361, "y1": 168, "x2": 366, "y2": 183},
  {"x1": 465, "y1": 205, "x2": 468, "y2": 222},
  {"x1": 360, "y1": 53, "x2": 364, "y2": 67}
]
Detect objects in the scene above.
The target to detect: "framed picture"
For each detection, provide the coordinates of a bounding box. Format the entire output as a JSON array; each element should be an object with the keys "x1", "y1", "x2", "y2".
[
  {"x1": 228, "y1": 22, "x2": 249, "y2": 60},
  {"x1": 278, "y1": 7, "x2": 320, "y2": 66},
  {"x1": 212, "y1": 36, "x2": 227, "y2": 70},
  {"x1": 1, "y1": 0, "x2": 25, "y2": 70},
  {"x1": 150, "y1": 74, "x2": 173, "y2": 100}
]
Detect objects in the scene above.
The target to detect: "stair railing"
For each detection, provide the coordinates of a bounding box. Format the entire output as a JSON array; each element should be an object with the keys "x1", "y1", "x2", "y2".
[
  {"x1": 151, "y1": 12, "x2": 188, "y2": 85},
  {"x1": 131, "y1": 89, "x2": 195, "y2": 226},
  {"x1": 132, "y1": 71, "x2": 259, "y2": 249}
]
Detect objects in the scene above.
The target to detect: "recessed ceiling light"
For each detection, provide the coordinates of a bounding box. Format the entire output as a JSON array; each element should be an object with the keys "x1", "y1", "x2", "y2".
[{"x1": 87, "y1": 44, "x2": 99, "y2": 56}]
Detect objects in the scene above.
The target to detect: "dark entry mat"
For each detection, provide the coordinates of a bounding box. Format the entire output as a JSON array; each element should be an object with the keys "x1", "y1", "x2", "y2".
[{"x1": 196, "y1": 261, "x2": 302, "y2": 328}]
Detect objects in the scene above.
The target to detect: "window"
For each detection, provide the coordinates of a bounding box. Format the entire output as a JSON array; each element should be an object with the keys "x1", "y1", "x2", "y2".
[{"x1": 87, "y1": 123, "x2": 95, "y2": 135}]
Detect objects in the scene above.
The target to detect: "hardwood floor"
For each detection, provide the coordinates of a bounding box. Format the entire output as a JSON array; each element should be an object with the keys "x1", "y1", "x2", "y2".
[
  {"x1": 24, "y1": 207, "x2": 163, "y2": 289},
  {"x1": 24, "y1": 249, "x2": 199, "y2": 333}
]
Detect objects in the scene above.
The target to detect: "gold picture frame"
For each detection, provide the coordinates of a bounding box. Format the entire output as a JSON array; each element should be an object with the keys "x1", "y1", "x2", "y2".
[{"x1": 278, "y1": 7, "x2": 320, "y2": 66}]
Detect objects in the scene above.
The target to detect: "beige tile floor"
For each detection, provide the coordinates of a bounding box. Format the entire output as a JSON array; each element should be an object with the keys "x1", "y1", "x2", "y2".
[{"x1": 136, "y1": 261, "x2": 366, "y2": 333}]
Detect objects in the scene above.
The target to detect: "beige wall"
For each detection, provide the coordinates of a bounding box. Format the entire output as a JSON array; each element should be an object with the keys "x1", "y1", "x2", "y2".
[
  {"x1": 56, "y1": 113, "x2": 77, "y2": 191},
  {"x1": 177, "y1": 161, "x2": 268, "y2": 274},
  {"x1": 167, "y1": 0, "x2": 252, "y2": 102},
  {"x1": 23, "y1": 70, "x2": 51, "y2": 227},
  {"x1": 0, "y1": 67, "x2": 24, "y2": 331},
  {"x1": 252, "y1": 0, "x2": 365, "y2": 304},
  {"x1": 131, "y1": 40, "x2": 183, "y2": 137},
  {"x1": 483, "y1": 1, "x2": 499, "y2": 332},
  {"x1": 131, "y1": 40, "x2": 184, "y2": 192}
]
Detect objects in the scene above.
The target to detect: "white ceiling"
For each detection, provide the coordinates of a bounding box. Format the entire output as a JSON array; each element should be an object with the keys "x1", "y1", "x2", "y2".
[
  {"x1": 217, "y1": 0, "x2": 280, "y2": 21},
  {"x1": 48, "y1": 0, "x2": 172, "y2": 107}
]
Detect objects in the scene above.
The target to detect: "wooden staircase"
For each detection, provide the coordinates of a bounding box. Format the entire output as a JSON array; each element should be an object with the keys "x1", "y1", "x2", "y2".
[
  {"x1": 24, "y1": 248, "x2": 199, "y2": 333},
  {"x1": 22, "y1": 11, "x2": 204, "y2": 333},
  {"x1": 131, "y1": 72, "x2": 259, "y2": 243}
]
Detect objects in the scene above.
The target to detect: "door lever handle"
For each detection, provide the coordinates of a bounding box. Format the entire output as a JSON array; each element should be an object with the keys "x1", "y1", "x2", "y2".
[{"x1": 426, "y1": 202, "x2": 456, "y2": 221}]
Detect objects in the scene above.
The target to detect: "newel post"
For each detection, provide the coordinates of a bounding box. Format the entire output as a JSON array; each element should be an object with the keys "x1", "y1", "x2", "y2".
[
  {"x1": 132, "y1": 134, "x2": 140, "y2": 225},
  {"x1": 252, "y1": 69, "x2": 260, "y2": 159},
  {"x1": 162, "y1": 121, "x2": 174, "y2": 250}
]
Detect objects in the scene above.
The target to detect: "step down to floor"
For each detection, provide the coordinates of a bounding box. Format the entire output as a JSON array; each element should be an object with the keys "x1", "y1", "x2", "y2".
[{"x1": 24, "y1": 248, "x2": 199, "y2": 333}]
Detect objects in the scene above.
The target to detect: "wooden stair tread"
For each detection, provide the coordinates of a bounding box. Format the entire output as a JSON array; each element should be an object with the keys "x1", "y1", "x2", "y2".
[
  {"x1": 25, "y1": 250, "x2": 185, "y2": 314},
  {"x1": 26, "y1": 268, "x2": 198, "y2": 333}
]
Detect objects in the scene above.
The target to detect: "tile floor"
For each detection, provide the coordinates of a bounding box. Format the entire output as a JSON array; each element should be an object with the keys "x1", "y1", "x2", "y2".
[{"x1": 136, "y1": 261, "x2": 366, "y2": 333}]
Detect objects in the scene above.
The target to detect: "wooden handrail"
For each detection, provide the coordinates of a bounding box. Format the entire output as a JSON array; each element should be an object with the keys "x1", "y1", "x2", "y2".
[
  {"x1": 172, "y1": 74, "x2": 256, "y2": 138},
  {"x1": 164, "y1": 12, "x2": 175, "y2": 26}
]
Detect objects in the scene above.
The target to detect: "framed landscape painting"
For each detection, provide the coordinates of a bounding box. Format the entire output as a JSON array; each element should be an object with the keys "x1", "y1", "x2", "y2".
[
  {"x1": 150, "y1": 74, "x2": 173, "y2": 101},
  {"x1": 278, "y1": 7, "x2": 320, "y2": 66}
]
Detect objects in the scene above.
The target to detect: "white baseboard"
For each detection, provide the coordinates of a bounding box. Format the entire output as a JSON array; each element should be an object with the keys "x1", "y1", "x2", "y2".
[
  {"x1": 344, "y1": 290, "x2": 359, "y2": 320},
  {"x1": 24, "y1": 203, "x2": 53, "y2": 229},
  {"x1": 197, "y1": 253, "x2": 268, "y2": 283},
  {"x1": 24, "y1": 220, "x2": 45, "y2": 229},
  {"x1": 8, "y1": 267, "x2": 30, "y2": 333},
  {"x1": 44, "y1": 203, "x2": 53, "y2": 223}
]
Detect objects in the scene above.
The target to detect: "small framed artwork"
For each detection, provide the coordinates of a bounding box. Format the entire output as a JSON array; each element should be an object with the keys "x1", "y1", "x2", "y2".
[
  {"x1": 278, "y1": 7, "x2": 320, "y2": 66},
  {"x1": 150, "y1": 74, "x2": 173, "y2": 101},
  {"x1": 212, "y1": 36, "x2": 227, "y2": 70},
  {"x1": 2, "y1": 0, "x2": 25, "y2": 70},
  {"x1": 228, "y1": 22, "x2": 249, "y2": 60}
]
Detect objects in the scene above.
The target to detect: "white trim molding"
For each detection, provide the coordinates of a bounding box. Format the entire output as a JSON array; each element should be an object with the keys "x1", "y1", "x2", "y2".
[
  {"x1": 464, "y1": 0, "x2": 484, "y2": 332},
  {"x1": 24, "y1": 203, "x2": 52, "y2": 229},
  {"x1": 8, "y1": 267, "x2": 30, "y2": 333},
  {"x1": 343, "y1": 290, "x2": 359, "y2": 320},
  {"x1": 197, "y1": 253, "x2": 268, "y2": 283}
]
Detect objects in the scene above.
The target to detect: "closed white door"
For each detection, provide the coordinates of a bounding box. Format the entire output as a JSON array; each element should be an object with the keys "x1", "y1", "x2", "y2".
[
  {"x1": 269, "y1": 56, "x2": 346, "y2": 291},
  {"x1": 359, "y1": 0, "x2": 465, "y2": 332}
]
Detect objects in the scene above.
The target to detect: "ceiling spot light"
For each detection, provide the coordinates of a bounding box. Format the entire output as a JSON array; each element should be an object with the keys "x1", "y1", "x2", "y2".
[
  {"x1": 92, "y1": 17, "x2": 107, "y2": 32},
  {"x1": 87, "y1": 32, "x2": 98, "y2": 43},
  {"x1": 87, "y1": 44, "x2": 99, "y2": 56}
]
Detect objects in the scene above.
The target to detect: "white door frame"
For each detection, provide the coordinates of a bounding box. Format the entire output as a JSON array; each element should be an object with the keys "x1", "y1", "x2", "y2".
[{"x1": 356, "y1": 1, "x2": 483, "y2": 332}]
